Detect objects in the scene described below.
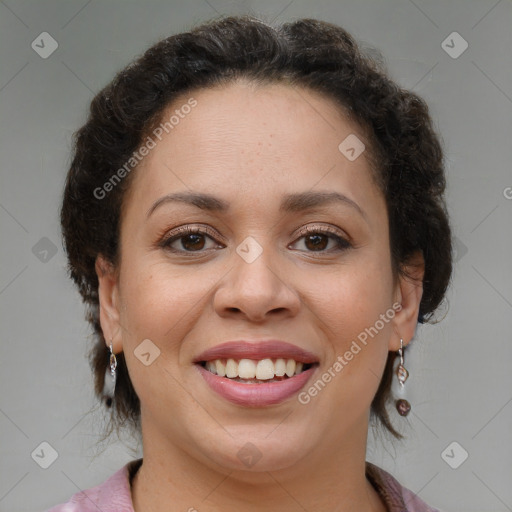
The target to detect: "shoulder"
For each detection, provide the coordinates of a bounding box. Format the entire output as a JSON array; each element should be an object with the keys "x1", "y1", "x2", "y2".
[
  {"x1": 366, "y1": 462, "x2": 443, "y2": 512},
  {"x1": 44, "y1": 459, "x2": 142, "y2": 512}
]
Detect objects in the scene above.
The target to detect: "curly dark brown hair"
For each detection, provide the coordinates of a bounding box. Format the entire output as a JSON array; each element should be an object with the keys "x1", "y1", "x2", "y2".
[{"x1": 60, "y1": 15, "x2": 452, "y2": 440}]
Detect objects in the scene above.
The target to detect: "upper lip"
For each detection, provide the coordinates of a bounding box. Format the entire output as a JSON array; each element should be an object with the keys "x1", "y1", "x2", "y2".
[{"x1": 194, "y1": 340, "x2": 319, "y2": 364}]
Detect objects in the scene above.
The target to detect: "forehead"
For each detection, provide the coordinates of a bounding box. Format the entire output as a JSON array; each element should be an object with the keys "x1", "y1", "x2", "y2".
[{"x1": 124, "y1": 80, "x2": 381, "y2": 217}]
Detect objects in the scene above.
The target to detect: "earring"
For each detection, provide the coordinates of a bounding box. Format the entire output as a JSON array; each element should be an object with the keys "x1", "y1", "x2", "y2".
[
  {"x1": 395, "y1": 338, "x2": 411, "y2": 417},
  {"x1": 102, "y1": 340, "x2": 117, "y2": 407}
]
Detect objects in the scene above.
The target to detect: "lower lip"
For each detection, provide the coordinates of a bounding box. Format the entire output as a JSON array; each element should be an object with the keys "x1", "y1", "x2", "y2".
[{"x1": 196, "y1": 364, "x2": 316, "y2": 407}]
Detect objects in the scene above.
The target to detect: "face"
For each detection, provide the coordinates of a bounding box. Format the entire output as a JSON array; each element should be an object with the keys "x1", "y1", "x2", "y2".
[{"x1": 97, "y1": 80, "x2": 422, "y2": 474}]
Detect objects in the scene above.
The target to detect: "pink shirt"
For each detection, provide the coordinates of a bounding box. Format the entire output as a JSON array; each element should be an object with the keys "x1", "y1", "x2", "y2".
[{"x1": 45, "y1": 458, "x2": 441, "y2": 511}]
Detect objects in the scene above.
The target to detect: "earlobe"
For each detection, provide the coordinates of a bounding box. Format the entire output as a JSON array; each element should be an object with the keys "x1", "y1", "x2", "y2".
[
  {"x1": 95, "y1": 255, "x2": 122, "y2": 353},
  {"x1": 389, "y1": 251, "x2": 425, "y2": 351}
]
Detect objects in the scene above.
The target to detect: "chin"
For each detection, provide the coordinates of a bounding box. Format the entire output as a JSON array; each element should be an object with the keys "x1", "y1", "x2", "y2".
[{"x1": 192, "y1": 426, "x2": 314, "y2": 474}]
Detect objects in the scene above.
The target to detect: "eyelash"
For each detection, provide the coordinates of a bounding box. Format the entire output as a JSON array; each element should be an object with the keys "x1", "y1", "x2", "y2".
[{"x1": 158, "y1": 224, "x2": 351, "y2": 255}]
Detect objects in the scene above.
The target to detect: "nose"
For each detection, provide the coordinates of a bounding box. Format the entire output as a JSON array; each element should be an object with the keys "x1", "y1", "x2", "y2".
[{"x1": 213, "y1": 245, "x2": 301, "y2": 323}]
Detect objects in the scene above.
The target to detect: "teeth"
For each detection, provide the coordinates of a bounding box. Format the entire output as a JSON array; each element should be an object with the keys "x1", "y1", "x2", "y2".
[
  {"x1": 275, "y1": 358, "x2": 286, "y2": 376},
  {"x1": 225, "y1": 358, "x2": 238, "y2": 378},
  {"x1": 203, "y1": 358, "x2": 309, "y2": 380},
  {"x1": 215, "y1": 359, "x2": 226, "y2": 377},
  {"x1": 285, "y1": 359, "x2": 296, "y2": 377},
  {"x1": 238, "y1": 359, "x2": 256, "y2": 379},
  {"x1": 256, "y1": 359, "x2": 274, "y2": 380},
  {"x1": 206, "y1": 361, "x2": 217, "y2": 374}
]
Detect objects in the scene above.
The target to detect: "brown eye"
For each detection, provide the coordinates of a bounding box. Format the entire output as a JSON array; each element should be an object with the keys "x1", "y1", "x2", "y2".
[
  {"x1": 178, "y1": 233, "x2": 206, "y2": 251},
  {"x1": 290, "y1": 227, "x2": 351, "y2": 253},
  {"x1": 304, "y1": 233, "x2": 329, "y2": 251},
  {"x1": 160, "y1": 226, "x2": 222, "y2": 253}
]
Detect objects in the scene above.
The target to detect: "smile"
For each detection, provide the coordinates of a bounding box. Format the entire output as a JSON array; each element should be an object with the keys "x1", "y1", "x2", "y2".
[{"x1": 194, "y1": 340, "x2": 319, "y2": 406}]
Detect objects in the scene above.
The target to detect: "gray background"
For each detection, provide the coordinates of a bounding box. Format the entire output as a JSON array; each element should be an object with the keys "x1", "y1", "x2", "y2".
[{"x1": 1, "y1": 1, "x2": 511, "y2": 511}]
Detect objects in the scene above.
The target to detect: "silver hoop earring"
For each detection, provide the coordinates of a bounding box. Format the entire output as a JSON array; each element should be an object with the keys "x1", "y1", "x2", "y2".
[
  {"x1": 395, "y1": 338, "x2": 411, "y2": 416},
  {"x1": 102, "y1": 340, "x2": 117, "y2": 407}
]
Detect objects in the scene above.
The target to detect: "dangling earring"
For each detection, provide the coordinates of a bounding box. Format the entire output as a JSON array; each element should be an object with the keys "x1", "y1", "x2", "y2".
[
  {"x1": 395, "y1": 338, "x2": 411, "y2": 416},
  {"x1": 102, "y1": 340, "x2": 117, "y2": 407}
]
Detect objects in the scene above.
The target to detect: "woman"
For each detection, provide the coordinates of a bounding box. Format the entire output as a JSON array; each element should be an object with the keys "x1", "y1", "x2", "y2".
[{"x1": 49, "y1": 14, "x2": 451, "y2": 512}]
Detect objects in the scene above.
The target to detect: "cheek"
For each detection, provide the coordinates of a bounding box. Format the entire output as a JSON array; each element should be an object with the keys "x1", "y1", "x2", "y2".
[
  {"x1": 117, "y1": 257, "x2": 225, "y2": 355},
  {"x1": 301, "y1": 255, "x2": 395, "y2": 407},
  {"x1": 309, "y1": 255, "x2": 395, "y2": 340},
  {"x1": 116, "y1": 260, "x2": 200, "y2": 411}
]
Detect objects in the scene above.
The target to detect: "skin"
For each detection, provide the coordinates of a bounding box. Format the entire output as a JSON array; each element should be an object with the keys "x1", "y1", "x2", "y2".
[{"x1": 96, "y1": 80, "x2": 424, "y2": 512}]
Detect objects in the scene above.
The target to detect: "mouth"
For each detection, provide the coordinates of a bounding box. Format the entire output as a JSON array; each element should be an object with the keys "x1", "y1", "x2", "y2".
[{"x1": 193, "y1": 340, "x2": 319, "y2": 406}]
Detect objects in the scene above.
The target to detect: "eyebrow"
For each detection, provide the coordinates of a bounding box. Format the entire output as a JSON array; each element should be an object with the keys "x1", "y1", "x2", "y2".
[{"x1": 146, "y1": 190, "x2": 367, "y2": 219}]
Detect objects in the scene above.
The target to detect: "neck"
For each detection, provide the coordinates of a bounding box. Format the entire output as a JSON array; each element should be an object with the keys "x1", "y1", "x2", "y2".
[{"x1": 131, "y1": 415, "x2": 386, "y2": 512}]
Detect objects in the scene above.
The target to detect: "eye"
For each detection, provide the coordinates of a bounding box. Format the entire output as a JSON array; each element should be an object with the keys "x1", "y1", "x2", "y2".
[
  {"x1": 159, "y1": 224, "x2": 351, "y2": 255},
  {"x1": 289, "y1": 226, "x2": 351, "y2": 253},
  {"x1": 160, "y1": 225, "x2": 223, "y2": 253}
]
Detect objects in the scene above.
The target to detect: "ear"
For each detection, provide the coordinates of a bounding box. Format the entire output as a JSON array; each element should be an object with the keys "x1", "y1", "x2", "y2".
[
  {"x1": 95, "y1": 255, "x2": 122, "y2": 354},
  {"x1": 389, "y1": 250, "x2": 425, "y2": 351}
]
